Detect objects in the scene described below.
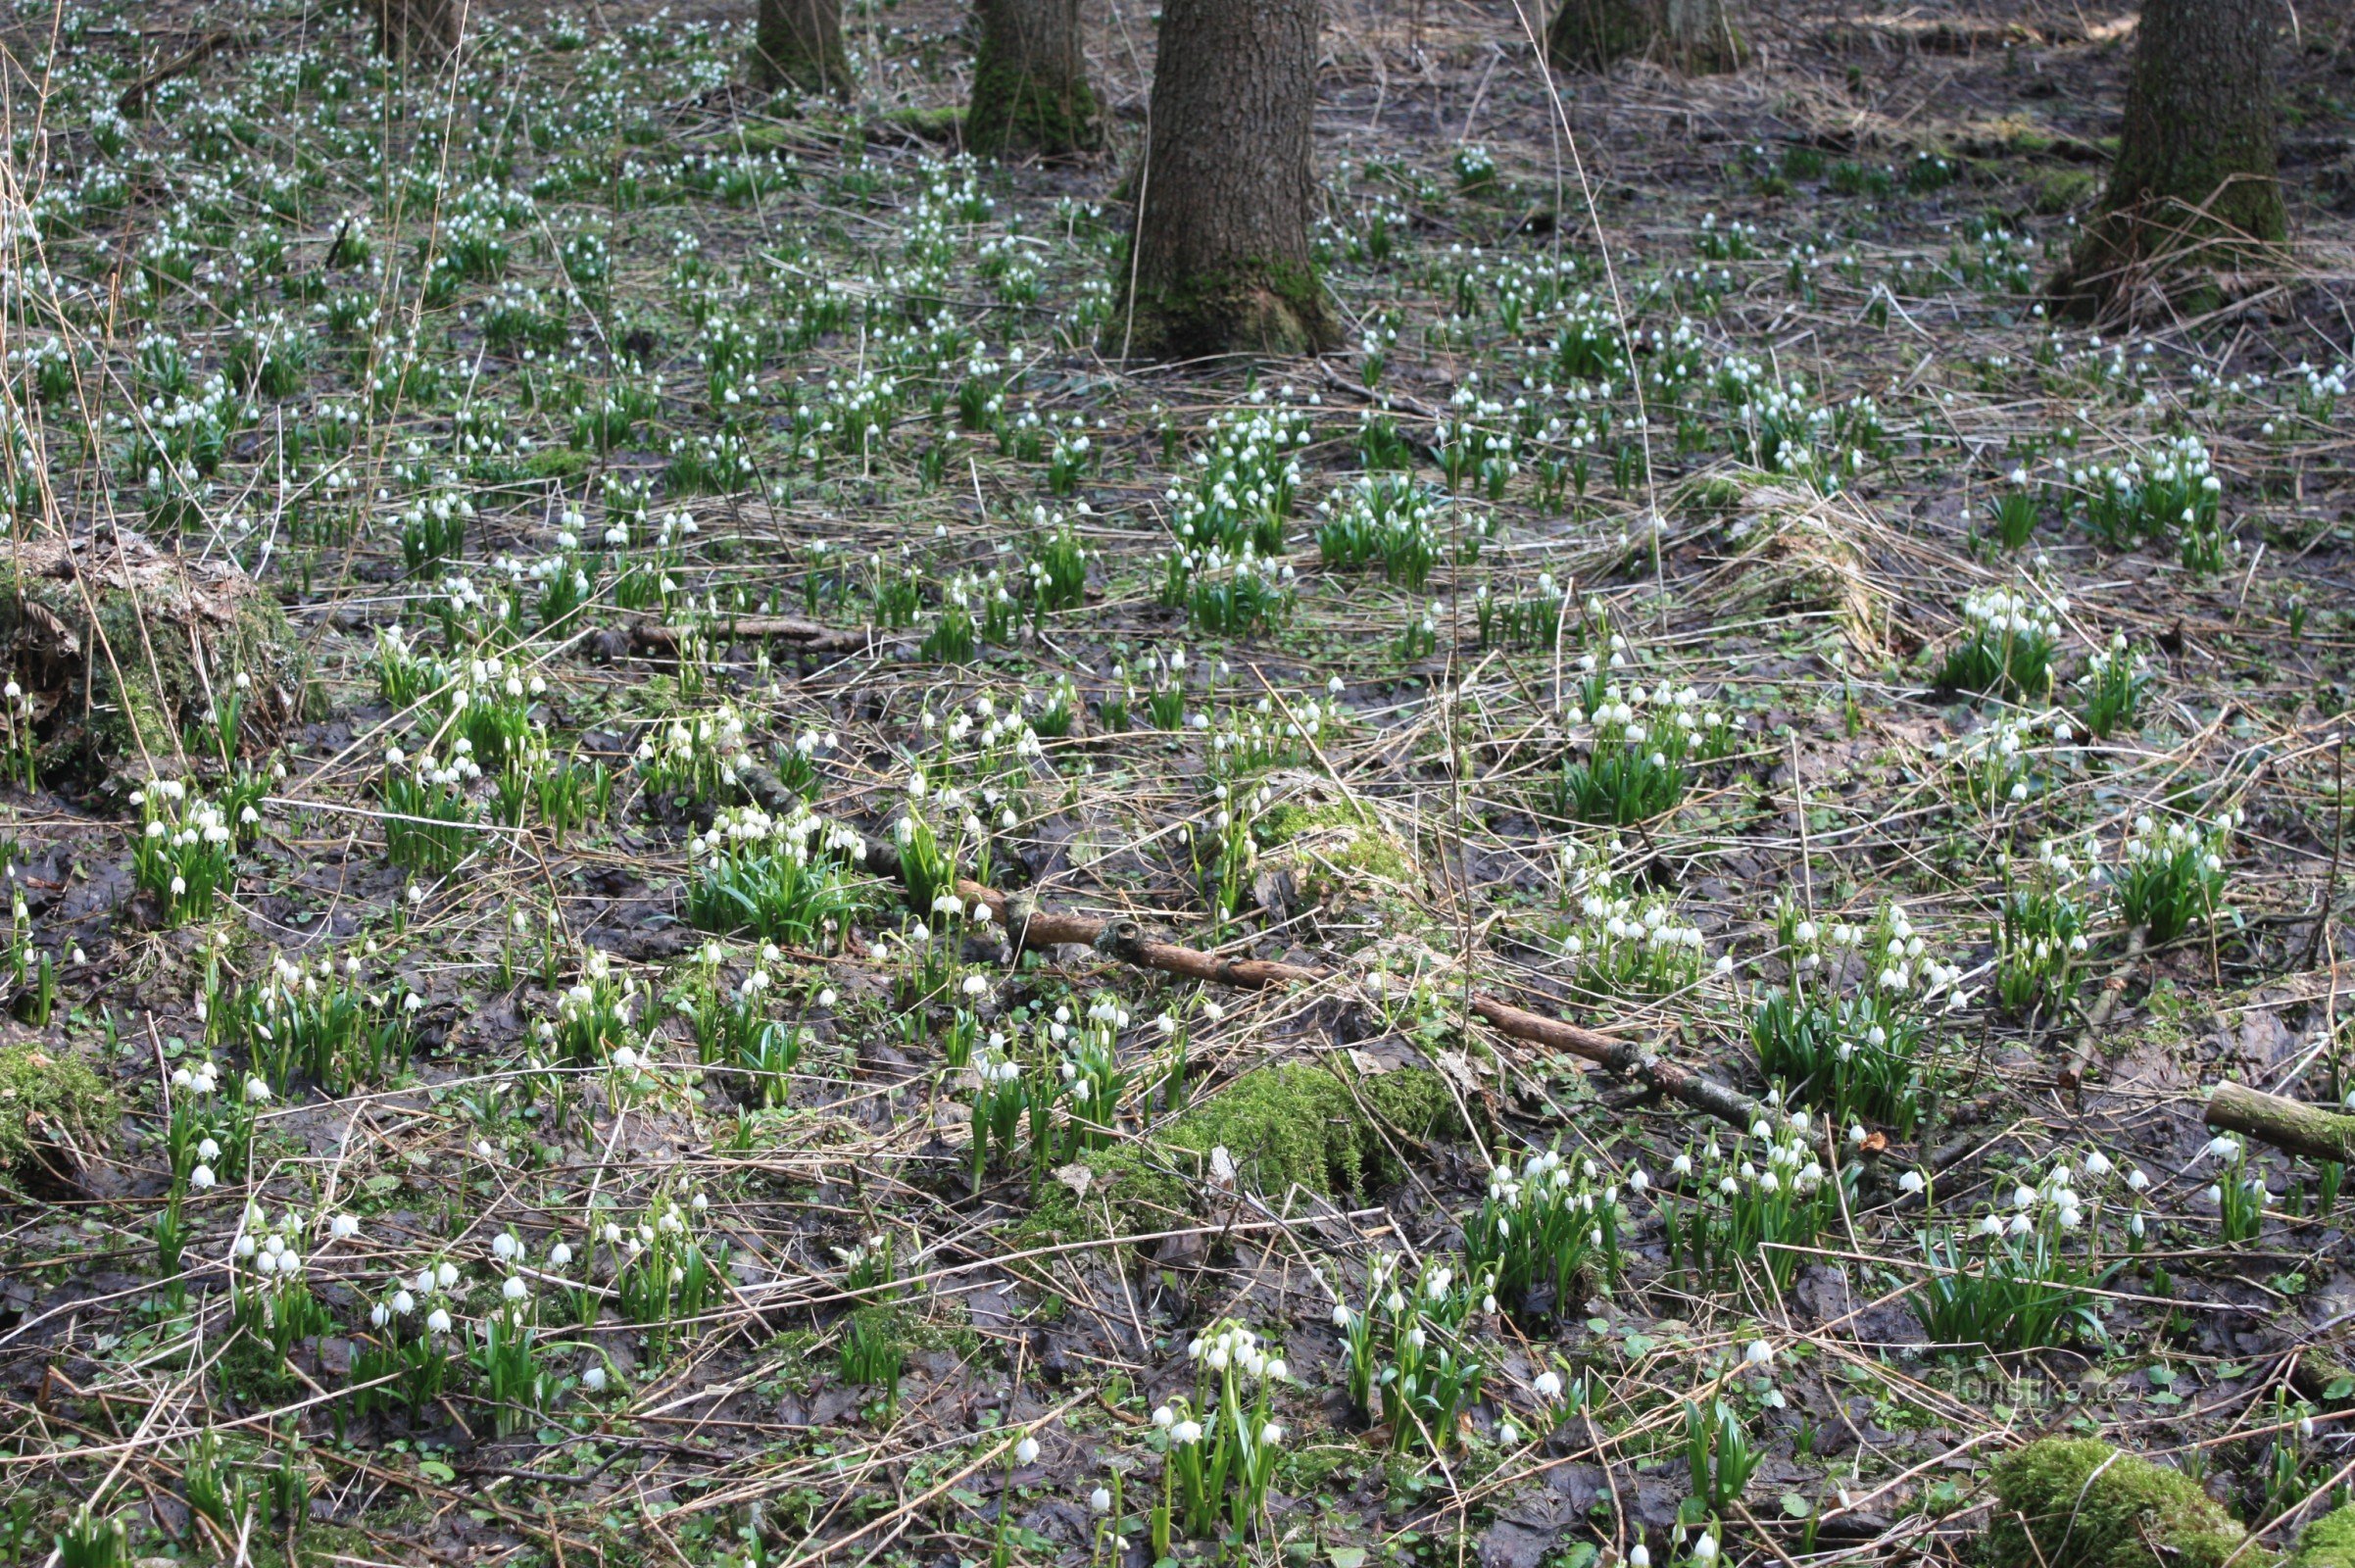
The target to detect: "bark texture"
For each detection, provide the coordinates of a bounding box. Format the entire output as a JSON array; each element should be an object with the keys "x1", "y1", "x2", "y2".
[
  {"x1": 374, "y1": 0, "x2": 457, "y2": 62},
  {"x1": 755, "y1": 0, "x2": 852, "y2": 97},
  {"x1": 1546, "y1": 0, "x2": 1742, "y2": 74},
  {"x1": 968, "y1": 0, "x2": 1102, "y2": 158},
  {"x1": 2053, "y1": 0, "x2": 2285, "y2": 311},
  {"x1": 2205, "y1": 1081, "x2": 2355, "y2": 1166},
  {"x1": 1114, "y1": 0, "x2": 1337, "y2": 359}
]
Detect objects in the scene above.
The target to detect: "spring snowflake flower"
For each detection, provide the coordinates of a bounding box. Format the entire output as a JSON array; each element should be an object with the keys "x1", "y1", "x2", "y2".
[{"x1": 1013, "y1": 1436, "x2": 1040, "y2": 1465}]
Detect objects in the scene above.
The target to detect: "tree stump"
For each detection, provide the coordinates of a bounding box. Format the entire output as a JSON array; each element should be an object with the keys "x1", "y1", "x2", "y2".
[{"x1": 0, "y1": 530, "x2": 301, "y2": 784}]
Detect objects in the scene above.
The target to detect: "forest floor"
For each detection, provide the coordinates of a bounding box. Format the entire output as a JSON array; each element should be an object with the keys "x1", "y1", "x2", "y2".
[{"x1": 3, "y1": 0, "x2": 2355, "y2": 1565}]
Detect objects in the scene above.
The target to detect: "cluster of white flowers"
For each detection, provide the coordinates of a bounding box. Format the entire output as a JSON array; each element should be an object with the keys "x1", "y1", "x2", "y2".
[
  {"x1": 2122, "y1": 808, "x2": 2238, "y2": 874},
  {"x1": 1166, "y1": 404, "x2": 1313, "y2": 548},
  {"x1": 234, "y1": 1203, "x2": 310, "y2": 1280},
  {"x1": 691, "y1": 803, "x2": 865, "y2": 865},
  {"x1": 1958, "y1": 585, "x2": 2063, "y2": 645},
  {"x1": 1186, "y1": 1322, "x2": 1287, "y2": 1383},
  {"x1": 1560, "y1": 675, "x2": 1723, "y2": 743},
  {"x1": 384, "y1": 741, "x2": 482, "y2": 791},
  {"x1": 638, "y1": 704, "x2": 750, "y2": 793},
  {"x1": 371, "y1": 1256, "x2": 463, "y2": 1335}
]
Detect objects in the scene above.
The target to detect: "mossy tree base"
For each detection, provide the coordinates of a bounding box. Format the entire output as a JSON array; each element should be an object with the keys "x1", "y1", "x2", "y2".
[
  {"x1": 0, "y1": 530, "x2": 300, "y2": 784},
  {"x1": 966, "y1": 0, "x2": 1102, "y2": 160},
  {"x1": 2047, "y1": 194, "x2": 2288, "y2": 319},
  {"x1": 753, "y1": 0, "x2": 852, "y2": 98},
  {"x1": 965, "y1": 72, "x2": 1102, "y2": 159},
  {"x1": 2045, "y1": 0, "x2": 2283, "y2": 318},
  {"x1": 1111, "y1": 266, "x2": 1340, "y2": 361}
]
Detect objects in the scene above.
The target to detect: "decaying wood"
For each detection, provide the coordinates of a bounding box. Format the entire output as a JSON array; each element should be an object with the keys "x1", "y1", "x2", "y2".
[
  {"x1": 626, "y1": 614, "x2": 876, "y2": 654},
  {"x1": 2204, "y1": 1080, "x2": 2355, "y2": 1166},
  {"x1": 2059, "y1": 926, "x2": 2147, "y2": 1093}
]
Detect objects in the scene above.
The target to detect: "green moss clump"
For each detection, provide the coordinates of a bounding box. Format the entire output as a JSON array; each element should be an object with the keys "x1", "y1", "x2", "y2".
[
  {"x1": 1987, "y1": 1439, "x2": 2255, "y2": 1568},
  {"x1": 2293, "y1": 1505, "x2": 2355, "y2": 1568},
  {"x1": 1257, "y1": 801, "x2": 1425, "y2": 930},
  {"x1": 1016, "y1": 1064, "x2": 1458, "y2": 1249},
  {"x1": 1162, "y1": 1063, "x2": 1455, "y2": 1201},
  {"x1": 0, "y1": 1045, "x2": 114, "y2": 1195}
]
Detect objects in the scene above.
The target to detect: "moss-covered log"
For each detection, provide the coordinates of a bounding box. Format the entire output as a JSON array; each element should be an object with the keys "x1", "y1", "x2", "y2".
[
  {"x1": 0, "y1": 531, "x2": 300, "y2": 783},
  {"x1": 2205, "y1": 1081, "x2": 2355, "y2": 1166}
]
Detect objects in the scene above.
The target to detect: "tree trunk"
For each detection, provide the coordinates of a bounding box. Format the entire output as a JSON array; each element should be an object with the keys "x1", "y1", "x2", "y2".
[
  {"x1": 1547, "y1": 0, "x2": 1742, "y2": 74},
  {"x1": 1113, "y1": 0, "x2": 1336, "y2": 359},
  {"x1": 2051, "y1": 0, "x2": 2284, "y2": 312},
  {"x1": 375, "y1": 0, "x2": 457, "y2": 62},
  {"x1": 968, "y1": 0, "x2": 1101, "y2": 158},
  {"x1": 755, "y1": 0, "x2": 852, "y2": 97}
]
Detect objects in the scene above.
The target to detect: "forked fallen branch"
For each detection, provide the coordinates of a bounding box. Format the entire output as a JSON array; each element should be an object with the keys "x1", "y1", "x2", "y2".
[{"x1": 738, "y1": 762, "x2": 1765, "y2": 1129}]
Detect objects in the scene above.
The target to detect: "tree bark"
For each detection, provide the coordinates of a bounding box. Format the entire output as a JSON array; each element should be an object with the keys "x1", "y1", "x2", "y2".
[
  {"x1": 968, "y1": 0, "x2": 1102, "y2": 158},
  {"x1": 2051, "y1": 0, "x2": 2284, "y2": 312},
  {"x1": 374, "y1": 0, "x2": 457, "y2": 62},
  {"x1": 2205, "y1": 1082, "x2": 2355, "y2": 1166},
  {"x1": 1112, "y1": 0, "x2": 1337, "y2": 360},
  {"x1": 1547, "y1": 0, "x2": 1742, "y2": 74},
  {"x1": 755, "y1": 0, "x2": 852, "y2": 97}
]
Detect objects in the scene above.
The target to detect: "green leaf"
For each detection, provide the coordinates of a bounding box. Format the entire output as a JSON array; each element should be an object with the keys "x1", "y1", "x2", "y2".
[
  {"x1": 1782, "y1": 1494, "x2": 1813, "y2": 1519},
  {"x1": 1329, "y1": 1551, "x2": 1368, "y2": 1568},
  {"x1": 418, "y1": 1459, "x2": 456, "y2": 1484}
]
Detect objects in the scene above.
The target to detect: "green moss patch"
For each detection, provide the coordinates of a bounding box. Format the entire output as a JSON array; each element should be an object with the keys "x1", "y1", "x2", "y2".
[
  {"x1": 2294, "y1": 1506, "x2": 2355, "y2": 1568},
  {"x1": 1162, "y1": 1061, "x2": 1454, "y2": 1200},
  {"x1": 0, "y1": 1044, "x2": 112, "y2": 1193},
  {"x1": 1019, "y1": 1063, "x2": 1459, "y2": 1249},
  {"x1": 1987, "y1": 1439, "x2": 2255, "y2": 1568}
]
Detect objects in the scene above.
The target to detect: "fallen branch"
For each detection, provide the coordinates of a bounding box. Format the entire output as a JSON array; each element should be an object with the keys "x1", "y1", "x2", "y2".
[
  {"x1": 117, "y1": 28, "x2": 232, "y2": 116},
  {"x1": 736, "y1": 760, "x2": 1763, "y2": 1130},
  {"x1": 974, "y1": 877, "x2": 1760, "y2": 1130},
  {"x1": 2204, "y1": 1081, "x2": 2355, "y2": 1166},
  {"x1": 626, "y1": 613, "x2": 877, "y2": 654}
]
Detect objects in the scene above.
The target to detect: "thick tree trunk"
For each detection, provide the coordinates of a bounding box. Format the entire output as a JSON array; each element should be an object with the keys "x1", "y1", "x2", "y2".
[
  {"x1": 755, "y1": 0, "x2": 852, "y2": 97},
  {"x1": 375, "y1": 0, "x2": 457, "y2": 62},
  {"x1": 1112, "y1": 0, "x2": 1337, "y2": 360},
  {"x1": 968, "y1": 0, "x2": 1101, "y2": 158},
  {"x1": 2052, "y1": 0, "x2": 2284, "y2": 312},
  {"x1": 1547, "y1": 0, "x2": 1741, "y2": 74}
]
